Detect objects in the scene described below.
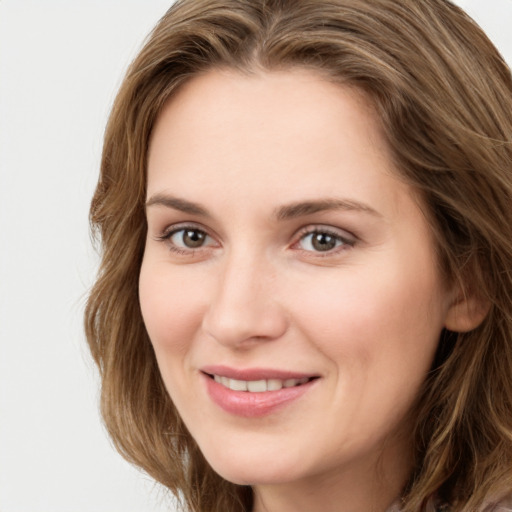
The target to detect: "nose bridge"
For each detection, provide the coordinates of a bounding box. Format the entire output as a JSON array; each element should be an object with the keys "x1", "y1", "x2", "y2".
[{"x1": 202, "y1": 245, "x2": 287, "y2": 347}]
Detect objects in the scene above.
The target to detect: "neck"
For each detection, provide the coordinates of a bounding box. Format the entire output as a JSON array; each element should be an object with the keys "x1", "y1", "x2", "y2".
[{"x1": 252, "y1": 441, "x2": 411, "y2": 512}]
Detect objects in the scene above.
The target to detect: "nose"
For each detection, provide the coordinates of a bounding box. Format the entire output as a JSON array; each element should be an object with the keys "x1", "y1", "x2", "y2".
[{"x1": 201, "y1": 251, "x2": 289, "y2": 348}]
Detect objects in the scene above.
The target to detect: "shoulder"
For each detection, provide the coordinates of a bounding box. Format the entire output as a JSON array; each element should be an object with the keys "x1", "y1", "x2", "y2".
[
  {"x1": 385, "y1": 498, "x2": 443, "y2": 511},
  {"x1": 387, "y1": 495, "x2": 512, "y2": 512},
  {"x1": 488, "y1": 495, "x2": 512, "y2": 511}
]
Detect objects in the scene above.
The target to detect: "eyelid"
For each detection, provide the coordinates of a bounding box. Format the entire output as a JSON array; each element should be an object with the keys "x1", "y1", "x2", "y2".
[
  {"x1": 156, "y1": 221, "x2": 214, "y2": 239},
  {"x1": 152, "y1": 221, "x2": 357, "y2": 256},
  {"x1": 154, "y1": 222, "x2": 220, "y2": 254},
  {"x1": 291, "y1": 224, "x2": 357, "y2": 253}
]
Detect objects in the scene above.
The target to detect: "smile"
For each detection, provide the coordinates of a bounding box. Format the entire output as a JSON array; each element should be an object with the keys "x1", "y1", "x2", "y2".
[
  {"x1": 211, "y1": 375, "x2": 313, "y2": 392},
  {"x1": 201, "y1": 368, "x2": 319, "y2": 417}
]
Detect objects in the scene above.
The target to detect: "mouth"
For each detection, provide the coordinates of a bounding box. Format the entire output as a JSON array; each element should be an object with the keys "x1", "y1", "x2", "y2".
[
  {"x1": 200, "y1": 366, "x2": 319, "y2": 417},
  {"x1": 205, "y1": 373, "x2": 316, "y2": 392}
]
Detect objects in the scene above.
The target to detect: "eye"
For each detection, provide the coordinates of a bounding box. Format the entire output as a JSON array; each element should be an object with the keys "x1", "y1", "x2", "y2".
[
  {"x1": 297, "y1": 228, "x2": 354, "y2": 253},
  {"x1": 157, "y1": 225, "x2": 217, "y2": 254},
  {"x1": 170, "y1": 228, "x2": 210, "y2": 249}
]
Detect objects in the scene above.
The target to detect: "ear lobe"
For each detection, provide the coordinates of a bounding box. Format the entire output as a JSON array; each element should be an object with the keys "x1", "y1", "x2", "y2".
[{"x1": 444, "y1": 290, "x2": 490, "y2": 333}]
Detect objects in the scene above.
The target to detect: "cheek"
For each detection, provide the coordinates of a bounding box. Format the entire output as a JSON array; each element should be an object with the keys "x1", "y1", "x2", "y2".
[
  {"x1": 288, "y1": 260, "x2": 446, "y2": 374},
  {"x1": 287, "y1": 265, "x2": 445, "y2": 449},
  {"x1": 139, "y1": 260, "x2": 203, "y2": 359}
]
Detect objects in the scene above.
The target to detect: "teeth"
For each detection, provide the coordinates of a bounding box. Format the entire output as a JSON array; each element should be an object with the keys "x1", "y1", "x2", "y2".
[
  {"x1": 229, "y1": 378, "x2": 248, "y2": 391},
  {"x1": 213, "y1": 375, "x2": 311, "y2": 392},
  {"x1": 267, "y1": 379, "x2": 283, "y2": 391},
  {"x1": 247, "y1": 379, "x2": 266, "y2": 392}
]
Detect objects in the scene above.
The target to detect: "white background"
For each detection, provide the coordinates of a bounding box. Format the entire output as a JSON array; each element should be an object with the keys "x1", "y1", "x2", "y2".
[{"x1": 0, "y1": 1, "x2": 511, "y2": 511}]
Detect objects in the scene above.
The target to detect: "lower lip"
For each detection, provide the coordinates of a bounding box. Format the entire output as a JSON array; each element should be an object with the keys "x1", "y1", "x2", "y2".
[{"x1": 203, "y1": 374, "x2": 316, "y2": 418}]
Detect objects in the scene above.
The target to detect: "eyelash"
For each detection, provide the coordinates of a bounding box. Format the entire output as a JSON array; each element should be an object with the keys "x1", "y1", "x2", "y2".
[
  {"x1": 155, "y1": 223, "x2": 356, "y2": 257},
  {"x1": 156, "y1": 224, "x2": 215, "y2": 255},
  {"x1": 293, "y1": 226, "x2": 356, "y2": 256}
]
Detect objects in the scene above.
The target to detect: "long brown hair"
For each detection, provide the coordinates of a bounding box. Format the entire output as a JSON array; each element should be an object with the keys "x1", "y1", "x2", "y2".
[{"x1": 85, "y1": 1, "x2": 512, "y2": 510}]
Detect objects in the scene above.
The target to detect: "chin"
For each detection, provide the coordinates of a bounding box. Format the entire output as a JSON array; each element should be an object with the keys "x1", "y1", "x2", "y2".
[{"x1": 204, "y1": 450, "x2": 304, "y2": 486}]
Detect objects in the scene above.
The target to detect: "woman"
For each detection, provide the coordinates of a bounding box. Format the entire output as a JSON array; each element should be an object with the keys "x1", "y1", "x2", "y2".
[{"x1": 85, "y1": 0, "x2": 512, "y2": 510}]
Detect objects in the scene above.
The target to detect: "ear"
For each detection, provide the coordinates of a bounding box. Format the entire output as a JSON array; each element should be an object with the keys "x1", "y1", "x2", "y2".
[{"x1": 444, "y1": 288, "x2": 490, "y2": 333}]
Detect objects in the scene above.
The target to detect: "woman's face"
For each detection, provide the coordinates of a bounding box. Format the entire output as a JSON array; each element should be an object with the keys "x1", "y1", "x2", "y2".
[{"x1": 140, "y1": 69, "x2": 454, "y2": 494}]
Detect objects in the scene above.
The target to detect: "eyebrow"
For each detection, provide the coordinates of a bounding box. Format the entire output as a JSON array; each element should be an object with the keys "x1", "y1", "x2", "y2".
[
  {"x1": 145, "y1": 193, "x2": 380, "y2": 220},
  {"x1": 274, "y1": 198, "x2": 381, "y2": 220},
  {"x1": 145, "y1": 194, "x2": 210, "y2": 217}
]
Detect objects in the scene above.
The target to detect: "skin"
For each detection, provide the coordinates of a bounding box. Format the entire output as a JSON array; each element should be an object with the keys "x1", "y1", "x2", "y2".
[{"x1": 139, "y1": 68, "x2": 463, "y2": 512}]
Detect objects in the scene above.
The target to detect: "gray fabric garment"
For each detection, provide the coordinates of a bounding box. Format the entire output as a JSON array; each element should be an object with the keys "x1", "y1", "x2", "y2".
[
  {"x1": 386, "y1": 495, "x2": 512, "y2": 512},
  {"x1": 490, "y1": 495, "x2": 512, "y2": 511},
  {"x1": 386, "y1": 497, "x2": 444, "y2": 512}
]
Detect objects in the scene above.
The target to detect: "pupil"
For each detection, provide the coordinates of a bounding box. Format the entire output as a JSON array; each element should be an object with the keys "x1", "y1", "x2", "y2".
[
  {"x1": 312, "y1": 233, "x2": 336, "y2": 251},
  {"x1": 184, "y1": 230, "x2": 205, "y2": 248}
]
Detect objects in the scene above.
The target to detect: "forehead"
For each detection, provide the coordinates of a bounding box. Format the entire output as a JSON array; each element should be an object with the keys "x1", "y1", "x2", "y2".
[
  {"x1": 150, "y1": 68, "x2": 382, "y2": 150},
  {"x1": 146, "y1": 68, "x2": 412, "y2": 219}
]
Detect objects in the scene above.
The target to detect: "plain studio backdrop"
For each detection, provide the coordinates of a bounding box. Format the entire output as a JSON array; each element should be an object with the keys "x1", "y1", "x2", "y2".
[{"x1": 0, "y1": 1, "x2": 510, "y2": 511}]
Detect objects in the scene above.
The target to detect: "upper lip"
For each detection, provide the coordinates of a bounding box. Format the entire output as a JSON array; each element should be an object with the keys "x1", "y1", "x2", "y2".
[{"x1": 201, "y1": 365, "x2": 319, "y2": 381}]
